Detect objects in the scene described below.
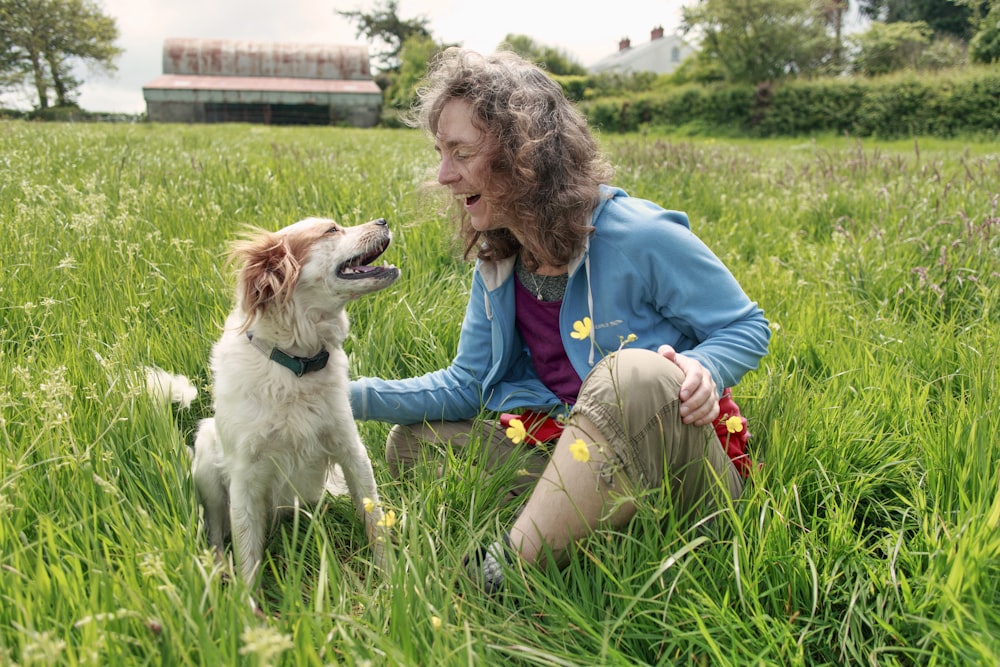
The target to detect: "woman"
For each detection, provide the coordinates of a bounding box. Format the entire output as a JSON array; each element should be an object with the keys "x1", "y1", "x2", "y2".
[{"x1": 350, "y1": 48, "x2": 770, "y2": 593}]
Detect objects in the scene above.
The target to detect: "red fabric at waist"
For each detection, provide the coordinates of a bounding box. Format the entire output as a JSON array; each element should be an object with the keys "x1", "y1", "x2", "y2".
[{"x1": 501, "y1": 387, "x2": 755, "y2": 477}]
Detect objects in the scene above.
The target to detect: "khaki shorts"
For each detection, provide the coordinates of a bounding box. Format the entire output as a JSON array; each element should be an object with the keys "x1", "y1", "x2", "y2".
[
  {"x1": 386, "y1": 348, "x2": 743, "y2": 514},
  {"x1": 385, "y1": 418, "x2": 551, "y2": 496},
  {"x1": 573, "y1": 348, "x2": 744, "y2": 518}
]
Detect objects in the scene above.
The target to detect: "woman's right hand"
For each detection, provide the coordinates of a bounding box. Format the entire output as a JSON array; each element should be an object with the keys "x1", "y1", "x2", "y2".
[{"x1": 657, "y1": 345, "x2": 719, "y2": 426}]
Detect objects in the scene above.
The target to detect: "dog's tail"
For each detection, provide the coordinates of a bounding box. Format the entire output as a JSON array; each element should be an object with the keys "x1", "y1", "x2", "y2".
[{"x1": 144, "y1": 366, "x2": 198, "y2": 408}]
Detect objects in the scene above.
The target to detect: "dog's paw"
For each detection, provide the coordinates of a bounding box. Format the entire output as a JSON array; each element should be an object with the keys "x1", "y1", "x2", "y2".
[{"x1": 144, "y1": 366, "x2": 198, "y2": 408}]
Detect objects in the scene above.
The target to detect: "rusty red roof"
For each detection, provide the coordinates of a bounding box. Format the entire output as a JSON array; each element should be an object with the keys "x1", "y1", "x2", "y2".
[{"x1": 161, "y1": 38, "x2": 372, "y2": 80}]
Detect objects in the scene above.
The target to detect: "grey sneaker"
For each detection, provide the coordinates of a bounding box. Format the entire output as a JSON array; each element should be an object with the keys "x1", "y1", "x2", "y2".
[{"x1": 465, "y1": 533, "x2": 512, "y2": 595}]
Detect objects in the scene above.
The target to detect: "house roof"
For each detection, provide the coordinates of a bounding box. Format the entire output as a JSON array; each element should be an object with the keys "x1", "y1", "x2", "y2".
[{"x1": 589, "y1": 30, "x2": 695, "y2": 75}]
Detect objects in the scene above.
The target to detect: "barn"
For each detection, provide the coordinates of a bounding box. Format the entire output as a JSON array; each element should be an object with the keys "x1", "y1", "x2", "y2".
[{"x1": 142, "y1": 38, "x2": 382, "y2": 127}]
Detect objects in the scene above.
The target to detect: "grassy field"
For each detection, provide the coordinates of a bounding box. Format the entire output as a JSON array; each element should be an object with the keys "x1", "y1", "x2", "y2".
[{"x1": 1, "y1": 119, "x2": 998, "y2": 666}]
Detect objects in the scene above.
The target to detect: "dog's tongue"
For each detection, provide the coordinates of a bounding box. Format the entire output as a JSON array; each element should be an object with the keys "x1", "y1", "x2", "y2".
[{"x1": 466, "y1": 195, "x2": 480, "y2": 206}]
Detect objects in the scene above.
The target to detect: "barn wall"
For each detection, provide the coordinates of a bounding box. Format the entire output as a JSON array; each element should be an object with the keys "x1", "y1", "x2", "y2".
[
  {"x1": 142, "y1": 38, "x2": 382, "y2": 127},
  {"x1": 144, "y1": 91, "x2": 381, "y2": 127}
]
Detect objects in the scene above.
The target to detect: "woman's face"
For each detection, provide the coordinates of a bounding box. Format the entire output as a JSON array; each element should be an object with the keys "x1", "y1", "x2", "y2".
[{"x1": 434, "y1": 99, "x2": 501, "y2": 232}]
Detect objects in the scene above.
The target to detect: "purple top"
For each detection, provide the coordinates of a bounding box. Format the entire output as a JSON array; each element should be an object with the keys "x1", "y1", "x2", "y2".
[{"x1": 514, "y1": 276, "x2": 581, "y2": 404}]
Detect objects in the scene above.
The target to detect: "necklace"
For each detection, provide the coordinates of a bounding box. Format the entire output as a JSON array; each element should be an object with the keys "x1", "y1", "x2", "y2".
[
  {"x1": 526, "y1": 272, "x2": 548, "y2": 301},
  {"x1": 516, "y1": 257, "x2": 568, "y2": 302}
]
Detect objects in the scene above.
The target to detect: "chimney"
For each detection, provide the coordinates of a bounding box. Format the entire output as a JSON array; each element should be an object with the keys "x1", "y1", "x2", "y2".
[
  {"x1": 619, "y1": 37, "x2": 631, "y2": 51},
  {"x1": 651, "y1": 25, "x2": 665, "y2": 41}
]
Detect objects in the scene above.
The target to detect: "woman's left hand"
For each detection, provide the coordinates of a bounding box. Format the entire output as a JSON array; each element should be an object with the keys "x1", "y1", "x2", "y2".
[{"x1": 657, "y1": 345, "x2": 719, "y2": 426}]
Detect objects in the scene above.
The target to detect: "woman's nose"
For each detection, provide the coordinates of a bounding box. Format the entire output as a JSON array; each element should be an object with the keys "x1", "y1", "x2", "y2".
[{"x1": 438, "y1": 156, "x2": 459, "y2": 185}]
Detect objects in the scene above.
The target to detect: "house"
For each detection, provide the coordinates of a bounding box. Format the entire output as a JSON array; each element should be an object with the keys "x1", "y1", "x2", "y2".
[
  {"x1": 589, "y1": 26, "x2": 695, "y2": 75},
  {"x1": 142, "y1": 38, "x2": 382, "y2": 126}
]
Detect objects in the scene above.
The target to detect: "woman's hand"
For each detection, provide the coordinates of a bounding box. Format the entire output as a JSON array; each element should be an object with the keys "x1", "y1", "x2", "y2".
[{"x1": 658, "y1": 345, "x2": 719, "y2": 426}]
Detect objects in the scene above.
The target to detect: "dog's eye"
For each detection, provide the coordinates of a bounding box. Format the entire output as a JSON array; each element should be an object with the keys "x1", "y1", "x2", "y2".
[{"x1": 325, "y1": 225, "x2": 341, "y2": 234}]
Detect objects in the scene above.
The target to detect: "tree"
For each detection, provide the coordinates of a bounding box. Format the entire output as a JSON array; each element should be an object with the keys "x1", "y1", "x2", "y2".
[
  {"x1": 969, "y1": 1, "x2": 1000, "y2": 61},
  {"x1": 849, "y1": 20, "x2": 933, "y2": 73},
  {"x1": 820, "y1": 0, "x2": 851, "y2": 69},
  {"x1": 0, "y1": 10, "x2": 19, "y2": 88},
  {"x1": 681, "y1": 0, "x2": 835, "y2": 84},
  {"x1": 336, "y1": 0, "x2": 433, "y2": 73},
  {"x1": 383, "y1": 33, "x2": 441, "y2": 116},
  {"x1": 498, "y1": 34, "x2": 587, "y2": 75},
  {"x1": 858, "y1": 0, "x2": 985, "y2": 40},
  {"x1": 0, "y1": 0, "x2": 120, "y2": 109}
]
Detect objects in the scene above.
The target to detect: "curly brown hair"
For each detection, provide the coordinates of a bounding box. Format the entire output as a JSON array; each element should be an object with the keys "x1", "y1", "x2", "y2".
[{"x1": 407, "y1": 48, "x2": 614, "y2": 269}]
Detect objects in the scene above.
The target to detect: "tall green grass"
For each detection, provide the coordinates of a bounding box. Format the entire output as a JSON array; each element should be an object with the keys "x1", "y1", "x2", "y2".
[{"x1": 1, "y1": 120, "x2": 997, "y2": 665}]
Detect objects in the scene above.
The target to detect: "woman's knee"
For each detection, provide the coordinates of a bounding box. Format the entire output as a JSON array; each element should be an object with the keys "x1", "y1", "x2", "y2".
[
  {"x1": 385, "y1": 420, "x2": 482, "y2": 478},
  {"x1": 573, "y1": 348, "x2": 698, "y2": 490},
  {"x1": 581, "y1": 348, "x2": 683, "y2": 406},
  {"x1": 385, "y1": 424, "x2": 416, "y2": 478}
]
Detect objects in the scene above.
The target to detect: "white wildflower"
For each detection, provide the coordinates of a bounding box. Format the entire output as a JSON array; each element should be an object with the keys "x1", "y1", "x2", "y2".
[
  {"x1": 20, "y1": 629, "x2": 67, "y2": 664},
  {"x1": 239, "y1": 626, "x2": 294, "y2": 664}
]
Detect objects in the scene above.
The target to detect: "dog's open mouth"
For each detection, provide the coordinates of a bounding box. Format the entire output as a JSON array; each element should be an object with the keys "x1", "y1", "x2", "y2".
[{"x1": 337, "y1": 238, "x2": 398, "y2": 280}]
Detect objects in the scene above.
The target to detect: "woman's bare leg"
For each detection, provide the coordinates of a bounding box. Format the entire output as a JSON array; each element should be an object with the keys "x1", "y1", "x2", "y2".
[
  {"x1": 509, "y1": 415, "x2": 632, "y2": 565},
  {"x1": 473, "y1": 349, "x2": 744, "y2": 590}
]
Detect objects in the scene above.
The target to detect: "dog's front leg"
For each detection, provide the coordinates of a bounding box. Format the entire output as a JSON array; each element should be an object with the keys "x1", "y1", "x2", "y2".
[
  {"x1": 339, "y1": 451, "x2": 388, "y2": 570},
  {"x1": 191, "y1": 418, "x2": 230, "y2": 555},
  {"x1": 228, "y1": 479, "x2": 270, "y2": 590}
]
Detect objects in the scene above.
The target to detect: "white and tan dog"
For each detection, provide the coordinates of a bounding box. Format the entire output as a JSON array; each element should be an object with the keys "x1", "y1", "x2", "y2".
[{"x1": 190, "y1": 216, "x2": 399, "y2": 595}]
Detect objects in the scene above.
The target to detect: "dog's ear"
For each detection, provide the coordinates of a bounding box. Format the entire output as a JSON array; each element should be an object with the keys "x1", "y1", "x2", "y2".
[{"x1": 231, "y1": 231, "x2": 302, "y2": 328}]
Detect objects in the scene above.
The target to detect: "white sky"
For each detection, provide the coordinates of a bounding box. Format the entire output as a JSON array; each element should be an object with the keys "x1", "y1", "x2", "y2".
[{"x1": 42, "y1": 0, "x2": 688, "y2": 113}]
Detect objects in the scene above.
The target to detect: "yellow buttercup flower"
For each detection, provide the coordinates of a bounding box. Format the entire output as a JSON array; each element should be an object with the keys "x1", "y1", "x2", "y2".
[
  {"x1": 505, "y1": 418, "x2": 526, "y2": 444},
  {"x1": 362, "y1": 497, "x2": 375, "y2": 514},
  {"x1": 431, "y1": 616, "x2": 442, "y2": 630},
  {"x1": 725, "y1": 415, "x2": 743, "y2": 434},
  {"x1": 618, "y1": 332, "x2": 638, "y2": 348},
  {"x1": 376, "y1": 510, "x2": 397, "y2": 529},
  {"x1": 569, "y1": 438, "x2": 590, "y2": 463},
  {"x1": 570, "y1": 317, "x2": 592, "y2": 340}
]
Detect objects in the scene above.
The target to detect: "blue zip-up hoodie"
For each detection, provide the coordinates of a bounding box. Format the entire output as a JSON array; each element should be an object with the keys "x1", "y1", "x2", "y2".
[{"x1": 350, "y1": 185, "x2": 770, "y2": 423}]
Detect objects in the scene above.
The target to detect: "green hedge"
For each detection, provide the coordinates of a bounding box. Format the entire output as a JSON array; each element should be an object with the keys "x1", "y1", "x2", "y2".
[
  {"x1": 1, "y1": 104, "x2": 146, "y2": 123},
  {"x1": 585, "y1": 84, "x2": 756, "y2": 135},
  {"x1": 579, "y1": 66, "x2": 1000, "y2": 138}
]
